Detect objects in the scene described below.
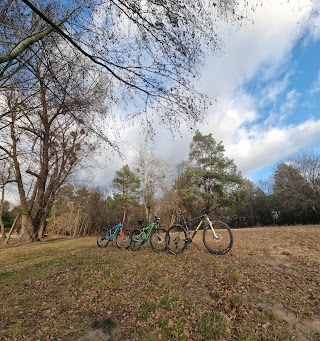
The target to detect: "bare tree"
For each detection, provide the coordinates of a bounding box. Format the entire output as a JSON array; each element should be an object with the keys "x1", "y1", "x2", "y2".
[
  {"x1": 0, "y1": 34, "x2": 108, "y2": 241},
  {"x1": 0, "y1": 159, "x2": 15, "y2": 239},
  {"x1": 135, "y1": 144, "x2": 170, "y2": 222},
  {"x1": 0, "y1": 0, "x2": 272, "y2": 130},
  {"x1": 273, "y1": 151, "x2": 320, "y2": 224},
  {"x1": 295, "y1": 151, "x2": 320, "y2": 199}
]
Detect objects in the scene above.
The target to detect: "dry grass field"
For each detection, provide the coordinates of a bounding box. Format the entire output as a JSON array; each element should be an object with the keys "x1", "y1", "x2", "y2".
[{"x1": 0, "y1": 226, "x2": 319, "y2": 340}]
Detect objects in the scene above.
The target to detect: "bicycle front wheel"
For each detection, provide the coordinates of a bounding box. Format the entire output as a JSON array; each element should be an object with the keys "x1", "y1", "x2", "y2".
[
  {"x1": 150, "y1": 227, "x2": 167, "y2": 252},
  {"x1": 166, "y1": 224, "x2": 188, "y2": 254},
  {"x1": 97, "y1": 228, "x2": 110, "y2": 247},
  {"x1": 203, "y1": 221, "x2": 233, "y2": 255},
  {"x1": 130, "y1": 229, "x2": 143, "y2": 251},
  {"x1": 115, "y1": 228, "x2": 131, "y2": 249}
]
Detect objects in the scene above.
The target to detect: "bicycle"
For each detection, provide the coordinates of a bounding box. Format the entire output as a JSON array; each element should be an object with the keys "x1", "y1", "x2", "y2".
[
  {"x1": 96, "y1": 220, "x2": 131, "y2": 249},
  {"x1": 130, "y1": 216, "x2": 167, "y2": 252},
  {"x1": 166, "y1": 210, "x2": 233, "y2": 255}
]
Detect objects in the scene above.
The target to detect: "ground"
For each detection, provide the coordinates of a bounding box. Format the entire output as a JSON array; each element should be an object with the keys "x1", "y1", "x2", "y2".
[{"x1": 0, "y1": 226, "x2": 319, "y2": 340}]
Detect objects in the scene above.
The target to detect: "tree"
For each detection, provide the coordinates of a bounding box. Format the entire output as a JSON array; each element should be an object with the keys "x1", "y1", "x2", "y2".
[
  {"x1": 295, "y1": 151, "x2": 320, "y2": 201},
  {"x1": 46, "y1": 184, "x2": 110, "y2": 236},
  {"x1": 1, "y1": 0, "x2": 269, "y2": 131},
  {"x1": 230, "y1": 180, "x2": 280, "y2": 227},
  {"x1": 185, "y1": 130, "x2": 244, "y2": 212},
  {"x1": 111, "y1": 164, "x2": 141, "y2": 223},
  {"x1": 0, "y1": 159, "x2": 15, "y2": 239},
  {"x1": 135, "y1": 145, "x2": 170, "y2": 222},
  {"x1": 229, "y1": 179, "x2": 256, "y2": 228},
  {"x1": 0, "y1": 32, "x2": 105, "y2": 241},
  {"x1": 112, "y1": 164, "x2": 140, "y2": 200},
  {"x1": 273, "y1": 152, "x2": 320, "y2": 224}
]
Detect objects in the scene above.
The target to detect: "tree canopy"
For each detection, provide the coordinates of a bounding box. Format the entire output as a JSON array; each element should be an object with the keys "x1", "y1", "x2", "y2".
[
  {"x1": 0, "y1": 0, "x2": 265, "y2": 130},
  {"x1": 184, "y1": 130, "x2": 244, "y2": 210}
]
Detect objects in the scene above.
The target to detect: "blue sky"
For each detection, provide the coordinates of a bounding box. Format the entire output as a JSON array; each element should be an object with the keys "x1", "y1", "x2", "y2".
[{"x1": 89, "y1": 0, "x2": 320, "y2": 187}]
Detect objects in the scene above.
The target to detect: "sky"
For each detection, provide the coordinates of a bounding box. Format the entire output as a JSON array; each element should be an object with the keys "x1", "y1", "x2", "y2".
[{"x1": 86, "y1": 0, "x2": 320, "y2": 188}]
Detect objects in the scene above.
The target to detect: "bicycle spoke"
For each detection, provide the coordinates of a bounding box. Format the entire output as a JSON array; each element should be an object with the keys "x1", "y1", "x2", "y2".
[
  {"x1": 130, "y1": 229, "x2": 143, "y2": 251},
  {"x1": 116, "y1": 228, "x2": 131, "y2": 249},
  {"x1": 97, "y1": 228, "x2": 110, "y2": 247},
  {"x1": 203, "y1": 221, "x2": 233, "y2": 255},
  {"x1": 166, "y1": 224, "x2": 188, "y2": 254},
  {"x1": 150, "y1": 227, "x2": 167, "y2": 252}
]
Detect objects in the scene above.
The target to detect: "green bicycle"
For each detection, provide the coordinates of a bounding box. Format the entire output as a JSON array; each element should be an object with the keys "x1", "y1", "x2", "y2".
[{"x1": 130, "y1": 216, "x2": 167, "y2": 252}]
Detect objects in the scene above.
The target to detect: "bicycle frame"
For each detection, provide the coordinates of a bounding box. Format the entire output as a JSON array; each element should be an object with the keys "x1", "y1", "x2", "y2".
[
  {"x1": 110, "y1": 207, "x2": 127, "y2": 240},
  {"x1": 132, "y1": 220, "x2": 158, "y2": 244},
  {"x1": 182, "y1": 213, "x2": 220, "y2": 241},
  {"x1": 108, "y1": 222, "x2": 123, "y2": 240},
  {"x1": 178, "y1": 213, "x2": 221, "y2": 241}
]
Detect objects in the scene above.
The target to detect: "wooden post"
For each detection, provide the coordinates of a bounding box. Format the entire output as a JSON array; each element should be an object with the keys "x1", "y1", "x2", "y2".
[{"x1": 4, "y1": 212, "x2": 20, "y2": 245}]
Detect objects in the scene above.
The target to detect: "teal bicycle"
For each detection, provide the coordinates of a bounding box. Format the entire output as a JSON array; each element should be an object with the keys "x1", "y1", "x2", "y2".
[
  {"x1": 96, "y1": 220, "x2": 131, "y2": 249},
  {"x1": 130, "y1": 216, "x2": 167, "y2": 252}
]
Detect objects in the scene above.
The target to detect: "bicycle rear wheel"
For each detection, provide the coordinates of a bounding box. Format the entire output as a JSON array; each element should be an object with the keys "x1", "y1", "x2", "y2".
[
  {"x1": 115, "y1": 228, "x2": 131, "y2": 249},
  {"x1": 97, "y1": 228, "x2": 110, "y2": 247},
  {"x1": 166, "y1": 224, "x2": 188, "y2": 254},
  {"x1": 150, "y1": 227, "x2": 167, "y2": 252},
  {"x1": 130, "y1": 229, "x2": 143, "y2": 251},
  {"x1": 203, "y1": 221, "x2": 233, "y2": 255}
]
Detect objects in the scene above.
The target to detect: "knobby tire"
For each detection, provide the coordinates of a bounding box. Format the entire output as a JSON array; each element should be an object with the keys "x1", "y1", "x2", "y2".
[
  {"x1": 166, "y1": 224, "x2": 188, "y2": 254},
  {"x1": 150, "y1": 227, "x2": 167, "y2": 252},
  {"x1": 203, "y1": 221, "x2": 233, "y2": 255}
]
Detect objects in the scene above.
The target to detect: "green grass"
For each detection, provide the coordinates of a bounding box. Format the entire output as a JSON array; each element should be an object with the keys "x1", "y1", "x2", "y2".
[
  {"x1": 140, "y1": 300, "x2": 157, "y2": 320},
  {"x1": 194, "y1": 311, "x2": 227, "y2": 339}
]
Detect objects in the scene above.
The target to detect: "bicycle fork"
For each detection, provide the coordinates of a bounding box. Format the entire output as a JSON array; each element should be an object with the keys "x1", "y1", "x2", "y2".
[{"x1": 206, "y1": 216, "x2": 221, "y2": 240}]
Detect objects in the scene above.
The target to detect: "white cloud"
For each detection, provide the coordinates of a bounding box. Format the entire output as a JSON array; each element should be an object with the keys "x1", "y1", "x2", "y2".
[
  {"x1": 225, "y1": 119, "x2": 320, "y2": 176},
  {"x1": 194, "y1": 0, "x2": 320, "y2": 179},
  {"x1": 88, "y1": 0, "x2": 320, "y2": 186}
]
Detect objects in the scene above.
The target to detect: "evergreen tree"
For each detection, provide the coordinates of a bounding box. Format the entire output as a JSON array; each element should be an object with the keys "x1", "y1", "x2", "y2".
[
  {"x1": 112, "y1": 164, "x2": 140, "y2": 201},
  {"x1": 185, "y1": 130, "x2": 244, "y2": 211}
]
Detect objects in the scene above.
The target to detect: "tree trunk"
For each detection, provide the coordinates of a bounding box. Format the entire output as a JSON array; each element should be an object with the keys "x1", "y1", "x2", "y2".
[
  {"x1": 0, "y1": 216, "x2": 5, "y2": 240},
  {"x1": 144, "y1": 204, "x2": 151, "y2": 224},
  {"x1": 0, "y1": 186, "x2": 6, "y2": 239},
  {"x1": 19, "y1": 213, "x2": 33, "y2": 241}
]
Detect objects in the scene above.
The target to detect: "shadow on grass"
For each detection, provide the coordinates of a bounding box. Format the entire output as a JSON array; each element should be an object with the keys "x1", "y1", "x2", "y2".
[
  {"x1": 43, "y1": 238, "x2": 69, "y2": 244},
  {"x1": 77, "y1": 318, "x2": 122, "y2": 341}
]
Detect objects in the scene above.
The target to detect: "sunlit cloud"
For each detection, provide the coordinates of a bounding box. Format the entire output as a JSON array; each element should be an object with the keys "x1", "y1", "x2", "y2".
[{"x1": 88, "y1": 0, "x2": 320, "y2": 186}]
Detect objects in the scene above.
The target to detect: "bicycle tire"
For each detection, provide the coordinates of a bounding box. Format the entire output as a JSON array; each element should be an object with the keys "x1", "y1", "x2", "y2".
[
  {"x1": 150, "y1": 227, "x2": 167, "y2": 252},
  {"x1": 203, "y1": 221, "x2": 233, "y2": 255},
  {"x1": 130, "y1": 229, "x2": 143, "y2": 251},
  {"x1": 166, "y1": 224, "x2": 188, "y2": 254},
  {"x1": 97, "y1": 228, "x2": 110, "y2": 247},
  {"x1": 115, "y1": 228, "x2": 131, "y2": 249}
]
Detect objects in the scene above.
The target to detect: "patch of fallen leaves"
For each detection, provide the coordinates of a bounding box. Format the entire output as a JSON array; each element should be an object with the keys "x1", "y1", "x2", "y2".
[{"x1": 0, "y1": 227, "x2": 319, "y2": 340}]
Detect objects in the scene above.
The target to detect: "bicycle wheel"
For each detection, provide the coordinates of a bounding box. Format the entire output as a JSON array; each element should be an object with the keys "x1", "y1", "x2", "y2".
[
  {"x1": 150, "y1": 227, "x2": 167, "y2": 252},
  {"x1": 166, "y1": 224, "x2": 188, "y2": 254},
  {"x1": 130, "y1": 229, "x2": 143, "y2": 251},
  {"x1": 97, "y1": 228, "x2": 110, "y2": 247},
  {"x1": 115, "y1": 228, "x2": 131, "y2": 249},
  {"x1": 203, "y1": 221, "x2": 233, "y2": 255}
]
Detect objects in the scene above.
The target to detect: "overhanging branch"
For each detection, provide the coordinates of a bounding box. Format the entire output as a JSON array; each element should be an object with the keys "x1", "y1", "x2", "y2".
[
  {"x1": 20, "y1": 0, "x2": 154, "y2": 96},
  {"x1": 0, "y1": 13, "x2": 75, "y2": 64}
]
